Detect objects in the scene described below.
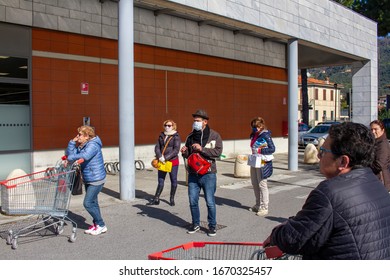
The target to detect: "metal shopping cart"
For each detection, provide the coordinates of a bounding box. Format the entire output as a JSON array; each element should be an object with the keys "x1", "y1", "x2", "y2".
[
  {"x1": 148, "y1": 242, "x2": 302, "y2": 260},
  {"x1": 0, "y1": 160, "x2": 82, "y2": 249}
]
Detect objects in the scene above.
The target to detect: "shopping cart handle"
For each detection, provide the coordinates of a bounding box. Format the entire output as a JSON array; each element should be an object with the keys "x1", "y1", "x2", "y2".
[
  {"x1": 264, "y1": 246, "x2": 284, "y2": 259},
  {"x1": 62, "y1": 156, "x2": 83, "y2": 164}
]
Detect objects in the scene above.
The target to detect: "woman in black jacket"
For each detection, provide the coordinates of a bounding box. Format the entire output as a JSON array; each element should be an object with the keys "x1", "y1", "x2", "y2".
[
  {"x1": 370, "y1": 119, "x2": 390, "y2": 191},
  {"x1": 264, "y1": 122, "x2": 390, "y2": 259},
  {"x1": 147, "y1": 119, "x2": 181, "y2": 206}
]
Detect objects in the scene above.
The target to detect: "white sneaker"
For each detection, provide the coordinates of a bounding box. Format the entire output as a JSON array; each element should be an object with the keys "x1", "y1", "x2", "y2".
[
  {"x1": 256, "y1": 209, "x2": 269, "y2": 216},
  {"x1": 90, "y1": 225, "x2": 107, "y2": 236},
  {"x1": 84, "y1": 224, "x2": 97, "y2": 234}
]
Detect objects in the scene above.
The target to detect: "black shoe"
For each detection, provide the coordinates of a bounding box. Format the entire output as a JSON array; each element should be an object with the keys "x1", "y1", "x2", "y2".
[
  {"x1": 187, "y1": 225, "x2": 200, "y2": 234},
  {"x1": 146, "y1": 198, "x2": 159, "y2": 205},
  {"x1": 170, "y1": 198, "x2": 175, "y2": 206},
  {"x1": 208, "y1": 227, "x2": 217, "y2": 237}
]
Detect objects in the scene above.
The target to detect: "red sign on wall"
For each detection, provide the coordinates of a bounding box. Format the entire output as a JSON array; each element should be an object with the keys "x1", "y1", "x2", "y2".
[{"x1": 81, "y1": 82, "x2": 89, "y2": 95}]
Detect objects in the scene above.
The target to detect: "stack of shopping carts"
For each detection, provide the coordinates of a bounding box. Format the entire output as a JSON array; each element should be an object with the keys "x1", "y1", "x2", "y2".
[{"x1": 0, "y1": 160, "x2": 81, "y2": 249}]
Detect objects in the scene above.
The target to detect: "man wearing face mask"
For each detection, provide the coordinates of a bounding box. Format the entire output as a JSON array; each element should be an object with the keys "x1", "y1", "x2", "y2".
[{"x1": 181, "y1": 109, "x2": 223, "y2": 237}]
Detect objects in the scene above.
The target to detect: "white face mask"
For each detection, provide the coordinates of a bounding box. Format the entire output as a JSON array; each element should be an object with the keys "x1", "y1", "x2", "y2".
[
  {"x1": 193, "y1": 121, "x2": 203, "y2": 131},
  {"x1": 164, "y1": 126, "x2": 172, "y2": 132}
]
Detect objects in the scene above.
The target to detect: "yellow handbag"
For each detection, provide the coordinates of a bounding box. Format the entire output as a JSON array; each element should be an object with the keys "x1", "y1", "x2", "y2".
[
  {"x1": 153, "y1": 136, "x2": 173, "y2": 172},
  {"x1": 157, "y1": 160, "x2": 172, "y2": 172}
]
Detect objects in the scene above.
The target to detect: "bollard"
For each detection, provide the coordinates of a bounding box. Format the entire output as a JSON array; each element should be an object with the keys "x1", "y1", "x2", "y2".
[
  {"x1": 234, "y1": 154, "x2": 251, "y2": 178},
  {"x1": 304, "y1": 143, "x2": 319, "y2": 164}
]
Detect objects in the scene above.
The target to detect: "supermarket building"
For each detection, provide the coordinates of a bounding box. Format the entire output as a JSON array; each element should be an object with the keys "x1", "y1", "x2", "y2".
[{"x1": 0, "y1": 0, "x2": 377, "y2": 192}]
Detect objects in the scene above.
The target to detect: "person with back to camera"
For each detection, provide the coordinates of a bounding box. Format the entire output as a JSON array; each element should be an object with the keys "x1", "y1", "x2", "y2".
[
  {"x1": 180, "y1": 109, "x2": 223, "y2": 237},
  {"x1": 248, "y1": 117, "x2": 275, "y2": 216},
  {"x1": 369, "y1": 119, "x2": 390, "y2": 192},
  {"x1": 263, "y1": 122, "x2": 390, "y2": 259},
  {"x1": 147, "y1": 119, "x2": 181, "y2": 206},
  {"x1": 66, "y1": 125, "x2": 107, "y2": 236}
]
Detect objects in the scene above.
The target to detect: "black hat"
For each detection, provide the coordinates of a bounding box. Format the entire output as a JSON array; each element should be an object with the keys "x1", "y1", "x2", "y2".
[{"x1": 192, "y1": 109, "x2": 209, "y2": 120}]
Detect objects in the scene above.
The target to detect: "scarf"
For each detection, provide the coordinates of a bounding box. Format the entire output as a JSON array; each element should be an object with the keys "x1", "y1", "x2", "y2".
[
  {"x1": 164, "y1": 129, "x2": 177, "y2": 136},
  {"x1": 191, "y1": 125, "x2": 210, "y2": 148}
]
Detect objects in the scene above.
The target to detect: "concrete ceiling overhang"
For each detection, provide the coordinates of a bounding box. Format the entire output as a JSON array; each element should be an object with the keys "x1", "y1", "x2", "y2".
[{"x1": 134, "y1": 0, "x2": 365, "y2": 69}]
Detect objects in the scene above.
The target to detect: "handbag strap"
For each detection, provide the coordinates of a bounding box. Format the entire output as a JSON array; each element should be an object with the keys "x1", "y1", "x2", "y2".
[{"x1": 161, "y1": 136, "x2": 173, "y2": 156}]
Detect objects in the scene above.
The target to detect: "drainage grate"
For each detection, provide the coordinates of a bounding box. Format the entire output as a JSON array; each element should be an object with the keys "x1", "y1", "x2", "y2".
[{"x1": 184, "y1": 221, "x2": 226, "y2": 233}]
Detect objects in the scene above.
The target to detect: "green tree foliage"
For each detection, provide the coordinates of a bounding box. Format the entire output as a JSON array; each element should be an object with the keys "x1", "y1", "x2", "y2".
[
  {"x1": 378, "y1": 37, "x2": 390, "y2": 96},
  {"x1": 334, "y1": 0, "x2": 355, "y2": 6}
]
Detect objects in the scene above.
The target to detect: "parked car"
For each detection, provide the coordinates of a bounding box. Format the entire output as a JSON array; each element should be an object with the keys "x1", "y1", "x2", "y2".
[
  {"x1": 298, "y1": 122, "x2": 311, "y2": 137},
  {"x1": 284, "y1": 122, "x2": 311, "y2": 137},
  {"x1": 298, "y1": 122, "x2": 340, "y2": 147}
]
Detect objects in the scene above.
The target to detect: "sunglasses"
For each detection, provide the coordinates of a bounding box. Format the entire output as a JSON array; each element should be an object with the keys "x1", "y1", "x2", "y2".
[
  {"x1": 319, "y1": 146, "x2": 334, "y2": 157},
  {"x1": 164, "y1": 124, "x2": 172, "y2": 127}
]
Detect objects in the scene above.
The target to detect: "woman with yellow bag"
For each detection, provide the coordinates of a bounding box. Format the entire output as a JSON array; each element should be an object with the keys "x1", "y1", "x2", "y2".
[{"x1": 147, "y1": 119, "x2": 181, "y2": 206}]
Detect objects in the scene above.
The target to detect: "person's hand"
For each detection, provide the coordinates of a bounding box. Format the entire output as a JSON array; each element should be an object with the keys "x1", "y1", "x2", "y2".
[
  {"x1": 159, "y1": 156, "x2": 165, "y2": 163},
  {"x1": 192, "y1": 143, "x2": 202, "y2": 152},
  {"x1": 180, "y1": 146, "x2": 187, "y2": 153},
  {"x1": 72, "y1": 134, "x2": 79, "y2": 142}
]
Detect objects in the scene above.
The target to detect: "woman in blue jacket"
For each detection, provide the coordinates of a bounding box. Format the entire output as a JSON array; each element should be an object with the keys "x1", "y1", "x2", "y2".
[
  {"x1": 66, "y1": 125, "x2": 107, "y2": 236},
  {"x1": 249, "y1": 117, "x2": 275, "y2": 216}
]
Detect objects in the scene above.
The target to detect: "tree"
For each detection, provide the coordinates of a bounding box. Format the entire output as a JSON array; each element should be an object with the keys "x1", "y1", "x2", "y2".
[{"x1": 334, "y1": 0, "x2": 355, "y2": 6}]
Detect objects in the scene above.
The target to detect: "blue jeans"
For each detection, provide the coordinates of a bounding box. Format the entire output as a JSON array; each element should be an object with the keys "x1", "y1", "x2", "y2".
[
  {"x1": 188, "y1": 173, "x2": 217, "y2": 229},
  {"x1": 83, "y1": 183, "x2": 105, "y2": 227}
]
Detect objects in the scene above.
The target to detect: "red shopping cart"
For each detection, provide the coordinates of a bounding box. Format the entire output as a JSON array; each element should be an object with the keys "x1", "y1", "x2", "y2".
[
  {"x1": 148, "y1": 241, "x2": 301, "y2": 260},
  {"x1": 0, "y1": 159, "x2": 82, "y2": 249}
]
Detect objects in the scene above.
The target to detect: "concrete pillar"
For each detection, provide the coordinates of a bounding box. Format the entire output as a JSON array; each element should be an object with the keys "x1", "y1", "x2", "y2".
[
  {"x1": 118, "y1": 0, "x2": 135, "y2": 200},
  {"x1": 288, "y1": 39, "x2": 298, "y2": 171},
  {"x1": 351, "y1": 60, "x2": 378, "y2": 125}
]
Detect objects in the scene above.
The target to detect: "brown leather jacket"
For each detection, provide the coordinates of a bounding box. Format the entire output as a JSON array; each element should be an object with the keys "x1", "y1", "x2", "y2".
[
  {"x1": 182, "y1": 128, "x2": 223, "y2": 174},
  {"x1": 370, "y1": 132, "x2": 390, "y2": 191}
]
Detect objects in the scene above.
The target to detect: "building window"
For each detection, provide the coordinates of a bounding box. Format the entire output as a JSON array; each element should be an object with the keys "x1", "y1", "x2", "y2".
[
  {"x1": 331, "y1": 90, "x2": 334, "y2": 101},
  {"x1": 322, "y1": 110, "x2": 327, "y2": 121},
  {"x1": 323, "y1": 89, "x2": 326, "y2": 100},
  {"x1": 315, "y1": 110, "x2": 318, "y2": 121},
  {"x1": 315, "y1": 89, "x2": 318, "y2": 100},
  {"x1": 331, "y1": 111, "x2": 334, "y2": 120}
]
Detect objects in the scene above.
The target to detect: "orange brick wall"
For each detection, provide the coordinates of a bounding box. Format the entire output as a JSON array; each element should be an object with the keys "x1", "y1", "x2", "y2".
[{"x1": 32, "y1": 29, "x2": 288, "y2": 150}]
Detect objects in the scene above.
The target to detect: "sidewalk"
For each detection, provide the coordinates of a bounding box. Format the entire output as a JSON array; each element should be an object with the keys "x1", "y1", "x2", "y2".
[
  {"x1": 0, "y1": 152, "x2": 318, "y2": 224},
  {"x1": 0, "y1": 152, "x2": 324, "y2": 259}
]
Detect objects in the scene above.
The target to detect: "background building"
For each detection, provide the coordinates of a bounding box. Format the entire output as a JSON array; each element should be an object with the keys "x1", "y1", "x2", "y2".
[{"x1": 298, "y1": 76, "x2": 344, "y2": 126}]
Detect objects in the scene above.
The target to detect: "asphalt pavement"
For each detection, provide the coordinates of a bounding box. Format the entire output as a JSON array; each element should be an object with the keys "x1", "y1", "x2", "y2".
[{"x1": 0, "y1": 151, "x2": 323, "y2": 259}]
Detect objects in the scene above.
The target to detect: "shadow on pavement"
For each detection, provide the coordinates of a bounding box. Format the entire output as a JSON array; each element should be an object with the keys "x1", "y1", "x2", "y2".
[
  {"x1": 133, "y1": 204, "x2": 189, "y2": 229},
  {"x1": 215, "y1": 195, "x2": 249, "y2": 211},
  {"x1": 265, "y1": 216, "x2": 289, "y2": 223}
]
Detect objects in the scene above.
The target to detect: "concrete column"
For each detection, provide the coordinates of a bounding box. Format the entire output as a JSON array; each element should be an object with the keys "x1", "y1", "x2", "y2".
[
  {"x1": 351, "y1": 60, "x2": 378, "y2": 125},
  {"x1": 288, "y1": 39, "x2": 298, "y2": 171},
  {"x1": 118, "y1": 0, "x2": 135, "y2": 200}
]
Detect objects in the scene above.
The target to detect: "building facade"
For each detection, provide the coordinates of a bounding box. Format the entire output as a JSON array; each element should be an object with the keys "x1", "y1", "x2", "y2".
[
  {"x1": 0, "y1": 0, "x2": 378, "y2": 180},
  {"x1": 298, "y1": 77, "x2": 344, "y2": 127}
]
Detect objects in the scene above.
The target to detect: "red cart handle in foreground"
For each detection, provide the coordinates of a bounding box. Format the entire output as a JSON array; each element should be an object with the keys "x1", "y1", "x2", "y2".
[{"x1": 61, "y1": 156, "x2": 84, "y2": 164}]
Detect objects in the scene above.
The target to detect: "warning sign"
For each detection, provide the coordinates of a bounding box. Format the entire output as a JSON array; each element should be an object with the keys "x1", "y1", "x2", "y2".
[{"x1": 81, "y1": 82, "x2": 89, "y2": 95}]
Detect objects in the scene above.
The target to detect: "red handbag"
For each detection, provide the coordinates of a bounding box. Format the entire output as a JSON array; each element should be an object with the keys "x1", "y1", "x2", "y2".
[{"x1": 187, "y1": 153, "x2": 211, "y2": 175}]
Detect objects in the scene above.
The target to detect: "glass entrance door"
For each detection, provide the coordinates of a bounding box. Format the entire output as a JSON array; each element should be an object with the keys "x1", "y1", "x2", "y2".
[{"x1": 0, "y1": 24, "x2": 32, "y2": 180}]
